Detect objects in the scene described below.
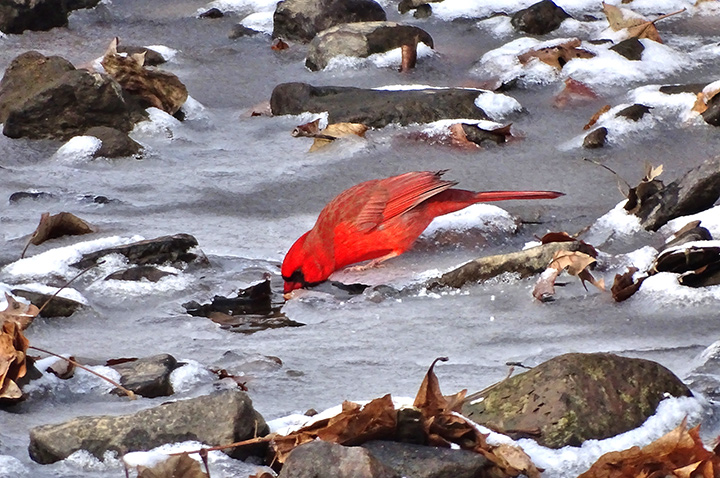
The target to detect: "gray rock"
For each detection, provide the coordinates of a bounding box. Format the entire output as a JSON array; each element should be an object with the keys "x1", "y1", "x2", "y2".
[
  {"x1": 11, "y1": 289, "x2": 85, "y2": 318},
  {"x1": 71, "y1": 233, "x2": 205, "y2": 269},
  {"x1": 28, "y1": 388, "x2": 269, "y2": 464},
  {"x1": 110, "y1": 354, "x2": 178, "y2": 398},
  {"x1": 273, "y1": 0, "x2": 386, "y2": 43},
  {"x1": 278, "y1": 440, "x2": 400, "y2": 478},
  {"x1": 630, "y1": 155, "x2": 720, "y2": 231},
  {"x1": 104, "y1": 265, "x2": 176, "y2": 282},
  {"x1": 0, "y1": 51, "x2": 137, "y2": 140},
  {"x1": 616, "y1": 103, "x2": 651, "y2": 121},
  {"x1": 0, "y1": 0, "x2": 100, "y2": 34},
  {"x1": 583, "y1": 126, "x2": 607, "y2": 148},
  {"x1": 115, "y1": 45, "x2": 167, "y2": 66},
  {"x1": 305, "y1": 21, "x2": 433, "y2": 71},
  {"x1": 461, "y1": 352, "x2": 691, "y2": 448},
  {"x1": 85, "y1": 126, "x2": 143, "y2": 158},
  {"x1": 398, "y1": 0, "x2": 440, "y2": 15},
  {"x1": 511, "y1": 0, "x2": 569, "y2": 35},
  {"x1": 270, "y1": 82, "x2": 489, "y2": 128},
  {"x1": 610, "y1": 37, "x2": 645, "y2": 61},
  {"x1": 702, "y1": 90, "x2": 720, "y2": 126},
  {"x1": 362, "y1": 441, "x2": 491, "y2": 478}
]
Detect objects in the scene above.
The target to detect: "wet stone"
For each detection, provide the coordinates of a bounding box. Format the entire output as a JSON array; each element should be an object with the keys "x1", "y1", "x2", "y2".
[
  {"x1": 610, "y1": 37, "x2": 645, "y2": 61},
  {"x1": 109, "y1": 353, "x2": 178, "y2": 398},
  {"x1": 702, "y1": 92, "x2": 720, "y2": 126},
  {"x1": 230, "y1": 24, "x2": 262, "y2": 39},
  {"x1": 85, "y1": 126, "x2": 143, "y2": 158},
  {"x1": 278, "y1": 440, "x2": 400, "y2": 478},
  {"x1": 461, "y1": 352, "x2": 691, "y2": 448},
  {"x1": 273, "y1": 0, "x2": 387, "y2": 43},
  {"x1": 511, "y1": 0, "x2": 570, "y2": 35},
  {"x1": 616, "y1": 103, "x2": 652, "y2": 121},
  {"x1": 8, "y1": 191, "x2": 55, "y2": 203},
  {"x1": 583, "y1": 127, "x2": 607, "y2": 148},
  {"x1": 362, "y1": 440, "x2": 491, "y2": 478},
  {"x1": 104, "y1": 265, "x2": 175, "y2": 282},
  {"x1": 71, "y1": 233, "x2": 204, "y2": 269},
  {"x1": 199, "y1": 7, "x2": 224, "y2": 18},
  {"x1": 11, "y1": 289, "x2": 84, "y2": 318},
  {"x1": 28, "y1": 388, "x2": 269, "y2": 464},
  {"x1": 413, "y1": 4, "x2": 432, "y2": 18},
  {"x1": 116, "y1": 45, "x2": 166, "y2": 66}
]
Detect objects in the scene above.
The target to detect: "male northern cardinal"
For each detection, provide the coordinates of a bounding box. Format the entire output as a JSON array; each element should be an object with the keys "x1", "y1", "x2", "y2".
[{"x1": 282, "y1": 170, "x2": 563, "y2": 293}]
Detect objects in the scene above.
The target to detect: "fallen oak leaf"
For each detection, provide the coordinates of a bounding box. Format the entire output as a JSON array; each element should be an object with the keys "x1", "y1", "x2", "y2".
[
  {"x1": 271, "y1": 38, "x2": 289, "y2": 50},
  {"x1": 611, "y1": 267, "x2": 646, "y2": 302},
  {"x1": 414, "y1": 356, "x2": 467, "y2": 418},
  {"x1": 309, "y1": 123, "x2": 368, "y2": 152},
  {"x1": 584, "y1": 104, "x2": 612, "y2": 130},
  {"x1": 533, "y1": 250, "x2": 603, "y2": 301},
  {"x1": 0, "y1": 320, "x2": 29, "y2": 400},
  {"x1": 518, "y1": 38, "x2": 594, "y2": 69},
  {"x1": 21, "y1": 211, "x2": 94, "y2": 258},
  {"x1": 136, "y1": 453, "x2": 208, "y2": 478},
  {"x1": 0, "y1": 293, "x2": 39, "y2": 330},
  {"x1": 554, "y1": 78, "x2": 599, "y2": 108}
]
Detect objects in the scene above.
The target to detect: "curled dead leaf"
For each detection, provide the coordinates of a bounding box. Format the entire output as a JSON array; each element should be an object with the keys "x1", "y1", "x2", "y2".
[
  {"x1": 271, "y1": 38, "x2": 289, "y2": 51},
  {"x1": 22, "y1": 212, "x2": 94, "y2": 258},
  {"x1": 533, "y1": 250, "x2": 604, "y2": 301},
  {"x1": 584, "y1": 104, "x2": 612, "y2": 130},
  {"x1": 0, "y1": 320, "x2": 30, "y2": 400},
  {"x1": 136, "y1": 453, "x2": 208, "y2": 478},
  {"x1": 309, "y1": 123, "x2": 368, "y2": 152},
  {"x1": 518, "y1": 38, "x2": 594, "y2": 69},
  {"x1": 102, "y1": 37, "x2": 188, "y2": 115},
  {"x1": 0, "y1": 293, "x2": 39, "y2": 330}
]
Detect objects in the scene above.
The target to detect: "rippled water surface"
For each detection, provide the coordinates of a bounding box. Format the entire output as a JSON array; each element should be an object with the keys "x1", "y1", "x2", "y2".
[{"x1": 3, "y1": 0, "x2": 720, "y2": 477}]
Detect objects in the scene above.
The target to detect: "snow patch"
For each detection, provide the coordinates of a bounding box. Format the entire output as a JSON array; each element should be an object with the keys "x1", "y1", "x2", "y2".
[{"x1": 54, "y1": 136, "x2": 102, "y2": 163}]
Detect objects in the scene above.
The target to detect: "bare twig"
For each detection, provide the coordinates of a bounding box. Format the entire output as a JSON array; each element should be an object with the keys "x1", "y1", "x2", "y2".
[
  {"x1": 28, "y1": 345, "x2": 136, "y2": 399},
  {"x1": 37, "y1": 260, "x2": 103, "y2": 316}
]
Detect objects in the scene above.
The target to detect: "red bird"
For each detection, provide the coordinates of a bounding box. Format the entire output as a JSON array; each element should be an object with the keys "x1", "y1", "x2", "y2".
[{"x1": 282, "y1": 171, "x2": 563, "y2": 293}]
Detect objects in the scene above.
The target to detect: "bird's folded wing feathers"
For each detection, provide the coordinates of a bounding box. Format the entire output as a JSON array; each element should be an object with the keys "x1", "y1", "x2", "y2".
[{"x1": 355, "y1": 171, "x2": 457, "y2": 232}]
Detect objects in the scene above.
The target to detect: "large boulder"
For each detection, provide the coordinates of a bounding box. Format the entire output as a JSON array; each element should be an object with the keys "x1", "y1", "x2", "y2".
[
  {"x1": 305, "y1": 21, "x2": 433, "y2": 71},
  {"x1": 270, "y1": 82, "x2": 489, "y2": 128},
  {"x1": 28, "y1": 388, "x2": 268, "y2": 463},
  {"x1": 278, "y1": 440, "x2": 400, "y2": 478},
  {"x1": 273, "y1": 0, "x2": 387, "y2": 43},
  {"x1": 0, "y1": 51, "x2": 139, "y2": 140},
  {"x1": 461, "y1": 353, "x2": 690, "y2": 448},
  {"x1": 0, "y1": 0, "x2": 100, "y2": 34}
]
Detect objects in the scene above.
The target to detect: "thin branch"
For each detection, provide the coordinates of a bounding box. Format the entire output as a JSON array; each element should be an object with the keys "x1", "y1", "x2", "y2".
[
  {"x1": 37, "y1": 260, "x2": 103, "y2": 316},
  {"x1": 28, "y1": 345, "x2": 136, "y2": 400}
]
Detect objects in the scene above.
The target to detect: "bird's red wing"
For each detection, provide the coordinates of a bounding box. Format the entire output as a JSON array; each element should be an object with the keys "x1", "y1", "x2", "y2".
[{"x1": 355, "y1": 171, "x2": 457, "y2": 232}]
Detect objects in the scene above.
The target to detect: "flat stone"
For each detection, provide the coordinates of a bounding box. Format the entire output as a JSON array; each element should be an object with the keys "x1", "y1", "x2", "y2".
[
  {"x1": 110, "y1": 354, "x2": 178, "y2": 398},
  {"x1": 278, "y1": 440, "x2": 400, "y2": 478},
  {"x1": 28, "y1": 388, "x2": 269, "y2": 464}
]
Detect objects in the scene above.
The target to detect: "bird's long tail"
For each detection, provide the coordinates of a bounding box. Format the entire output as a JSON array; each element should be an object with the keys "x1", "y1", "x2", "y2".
[
  {"x1": 426, "y1": 189, "x2": 564, "y2": 217},
  {"x1": 473, "y1": 190, "x2": 564, "y2": 202}
]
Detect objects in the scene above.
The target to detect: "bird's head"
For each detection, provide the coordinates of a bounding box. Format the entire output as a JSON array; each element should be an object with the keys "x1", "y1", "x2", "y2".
[{"x1": 281, "y1": 231, "x2": 332, "y2": 294}]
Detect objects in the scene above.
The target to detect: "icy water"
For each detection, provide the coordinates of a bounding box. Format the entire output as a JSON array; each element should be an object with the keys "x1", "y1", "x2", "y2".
[{"x1": 3, "y1": 0, "x2": 720, "y2": 477}]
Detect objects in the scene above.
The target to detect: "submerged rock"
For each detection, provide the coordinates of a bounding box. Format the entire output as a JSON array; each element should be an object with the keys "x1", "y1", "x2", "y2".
[
  {"x1": 0, "y1": 51, "x2": 138, "y2": 140},
  {"x1": 0, "y1": 0, "x2": 100, "y2": 34},
  {"x1": 109, "y1": 354, "x2": 178, "y2": 398},
  {"x1": 84, "y1": 126, "x2": 143, "y2": 158},
  {"x1": 10, "y1": 289, "x2": 84, "y2": 318},
  {"x1": 511, "y1": 0, "x2": 569, "y2": 35},
  {"x1": 273, "y1": 0, "x2": 387, "y2": 43},
  {"x1": 461, "y1": 352, "x2": 690, "y2": 448},
  {"x1": 583, "y1": 127, "x2": 607, "y2": 148},
  {"x1": 305, "y1": 21, "x2": 433, "y2": 71},
  {"x1": 271, "y1": 82, "x2": 489, "y2": 128},
  {"x1": 28, "y1": 388, "x2": 269, "y2": 463},
  {"x1": 278, "y1": 440, "x2": 400, "y2": 478},
  {"x1": 71, "y1": 233, "x2": 205, "y2": 269},
  {"x1": 104, "y1": 265, "x2": 175, "y2": 282}
]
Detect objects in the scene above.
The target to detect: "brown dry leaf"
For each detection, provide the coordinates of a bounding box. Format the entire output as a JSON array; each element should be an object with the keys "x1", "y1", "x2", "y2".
[
  {"x1": 449, "y1": 123, "x2": 478, "y2": 149},
  {"x1": 271, "y1": 38, "x2": 289, "y2": 51},
  {"x1": 602, "y1": 2, "x2": 662, "y2": 42},
  {"x1": 271, "y1": 395, "x2": 396, "y2": 464},
  {"x1": 0, "y1": 293, "x2": 39, "y2": 330},
  {"x1": 309, "y1": 123, "x2": 368, "y2": 152},
  {"x1": 518, "y1": 38, "x2": 595, "y2": 69},
  {"x1": 549, "y1": 250, "x2": 597, "y2": 276},
  {"x1": 414, "y1": 356, "x2": 466, "y2": 417},
  {"x1": 136, "y1": 453, "x2": 208, "y2": 478},
  {"x1": 579, "y1": 420, "x2": 720, "y2": 478},
  {"x1": 292, "y1": 119, "x2": 322, "y2": 138},
  {"x1": 611, "y1": 267, "x2": 646, "y2": 302},
  {"x1": 491, "y1": 444, "x2": 543, "y2": 478},
  {"x1": 584, "y1": 104, "x2": 612, "y2": 129},
  {"x1": 539, "y1": 231, "x2": 576, "y2": 243},
  {"x1": 102, "y1": 38, "x2": 188, "y2": 115},
  {"x1": 533, "y1": 268, "x2": 561, "y2": 302},
  {"x1": 643, "y1": 162, "x2": 664, "y2": 181},
  {"x1": 249, "y1": 471, "x2": 276, "y2": 478},
  {"x1": 22, "y1": 212, "x2": 94, "y2": 257},
  {"x1": 0, "y1": 320, "x2": 30, "y2": 400},
  {"x1": 534, "y1": 251, "x2": 604, "y2": 301}
]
